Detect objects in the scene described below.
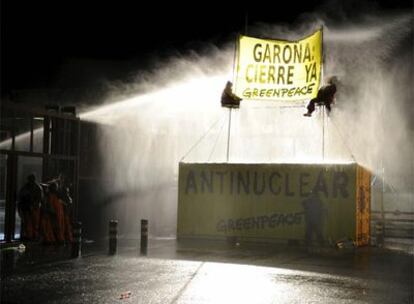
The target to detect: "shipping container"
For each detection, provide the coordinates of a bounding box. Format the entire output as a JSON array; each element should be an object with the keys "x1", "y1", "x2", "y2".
[{"x1": 177, "y1": 162, "x2": 370, "y2": 246}]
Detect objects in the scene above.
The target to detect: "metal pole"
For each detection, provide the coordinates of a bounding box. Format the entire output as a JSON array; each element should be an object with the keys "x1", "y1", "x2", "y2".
[
  {"x1": 140, "y1": 219, "x2": 148, "y2": 255},
  {"x1": 71, "y1": 221, "x2": 82, "y2": 258},
  {"x1": 226, "y1": 108, "x2": 232, "y2": 162},
  {"x1": 109, "y1": 220, "x2": 118, "y2": 255},
  {"x1": 74, "y1": 118, "x2": 81, "y2": 221},
  {"x1": 30, "y1": 116, "x2": 34, "y2": 152},
  {"x1": 322, "y1": 105, "x2": 325, "y2": 160},
  {"x1": 380, "y1": 167, "x2": 386, "y2": 242},
  {"x1": 245, "y1": 12, "x2": 248, "y2": 35}
]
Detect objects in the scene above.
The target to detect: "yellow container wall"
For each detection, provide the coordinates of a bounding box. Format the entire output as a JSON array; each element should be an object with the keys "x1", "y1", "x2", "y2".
[
  {"x1": 356, "y1": 165, "x2": 371, "y2": 246},
  {"x1": 178, "y1": 162, "x2": 364, "y2": 245}
]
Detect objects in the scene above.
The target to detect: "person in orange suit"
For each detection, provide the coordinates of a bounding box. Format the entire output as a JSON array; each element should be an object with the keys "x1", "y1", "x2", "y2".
[
  {"x1": 48, "y1": 182, "x2": 65, "y2": 243},
  {"x1": 39, "y1": 184, "x2": 56, "y2": 244}
]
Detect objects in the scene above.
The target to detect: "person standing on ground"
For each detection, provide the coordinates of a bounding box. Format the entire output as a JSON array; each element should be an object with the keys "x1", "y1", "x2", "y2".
[
  {"x1": 302, "y1": 190, "x2": 326, "y2": 247},
  {"x1": 18, "y1": 173, "x2": 43, "y2": 241},
  {"x1": 48, "y1": 182, "x2": 65, "y2": 244},
  {"x1": 39, "y1": 183, "x2": 56, "y2": 244}
]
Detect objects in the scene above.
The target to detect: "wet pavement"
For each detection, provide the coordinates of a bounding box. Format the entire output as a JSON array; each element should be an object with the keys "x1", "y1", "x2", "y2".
[{"x1": 1, "y1": 239, "x2": 413, "y2": 304}]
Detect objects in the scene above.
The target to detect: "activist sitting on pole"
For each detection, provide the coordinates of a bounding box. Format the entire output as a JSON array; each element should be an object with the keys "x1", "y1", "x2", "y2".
[
  {"x1": 221, "y1": 81, "x2": 242, "y2": 108},
  {"x1": 303, "y1": 76, "x2": 338, "y2": 117}
]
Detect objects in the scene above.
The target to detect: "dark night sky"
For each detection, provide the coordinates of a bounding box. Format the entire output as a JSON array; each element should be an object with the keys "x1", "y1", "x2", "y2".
[{"x1": 1, "y1": 0, "x2": 412, "y2": 99}]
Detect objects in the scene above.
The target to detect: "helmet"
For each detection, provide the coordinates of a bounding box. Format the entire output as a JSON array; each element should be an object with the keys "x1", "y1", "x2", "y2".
[{"x1": 327, "y1": 76, "x2": 338, "y2": 85}]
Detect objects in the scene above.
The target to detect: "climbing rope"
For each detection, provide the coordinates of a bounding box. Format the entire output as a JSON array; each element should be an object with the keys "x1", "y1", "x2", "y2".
[
  {"x1": 330, "y1": 117, "x2": 357, "y2": 162},
  {"x1": 180, "y1": 113, "x2": 226, "y2": 162},
  {"x1": 208, "y1": 114, "x2": 227, "y2": 162}
]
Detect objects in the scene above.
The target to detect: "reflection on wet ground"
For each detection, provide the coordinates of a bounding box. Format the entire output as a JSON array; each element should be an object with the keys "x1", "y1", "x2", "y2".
[{"x1": 1, "y1": 239, "x2": 413, "y2": 304}]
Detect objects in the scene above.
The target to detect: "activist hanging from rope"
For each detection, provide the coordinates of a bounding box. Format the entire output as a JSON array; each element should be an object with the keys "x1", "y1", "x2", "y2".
[{"x1": 303, "y1": 75, "x2": 339, "y2": 117}]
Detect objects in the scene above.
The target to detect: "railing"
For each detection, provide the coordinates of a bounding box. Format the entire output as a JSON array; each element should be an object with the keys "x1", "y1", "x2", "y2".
[{"x1": 371, "y1": 210, "x2": 414, "y2": 240}]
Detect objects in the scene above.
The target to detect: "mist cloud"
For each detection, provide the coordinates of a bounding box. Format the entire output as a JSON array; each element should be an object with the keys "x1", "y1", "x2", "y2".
[{"x1": 82, "y1": 10, "x2": 413, "y2": 237}]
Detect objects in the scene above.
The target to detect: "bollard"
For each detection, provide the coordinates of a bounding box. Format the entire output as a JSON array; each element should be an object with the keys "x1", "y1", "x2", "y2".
[
  {"x1": 376, "y1": 221, "x2": 384, "y2": 247},
  {"x1": 140, "y1": 219, "x2": 148, "y2": 255},
  {"x1": 71, "y1": 221, "x2": 82, "y2": 258},
  {"x1": 109, "y1": 220, "x2": 118, "y2": 255}
]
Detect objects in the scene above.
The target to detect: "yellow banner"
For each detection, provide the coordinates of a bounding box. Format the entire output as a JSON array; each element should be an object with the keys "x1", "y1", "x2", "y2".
[
  {"x1": 177, "y1": 162, "x2": 371, "y2": 245},
  {"x1": 233, "y1": 29, "x2": 323, "y2": 101}
]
